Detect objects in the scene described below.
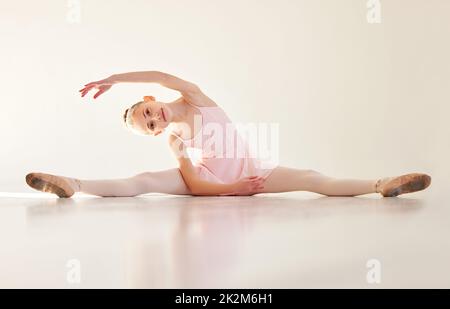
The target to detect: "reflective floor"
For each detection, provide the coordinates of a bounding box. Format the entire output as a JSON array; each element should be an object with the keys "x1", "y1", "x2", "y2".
[{"x1": 0, "y1": 188, "x2": 448, "y2": 288}]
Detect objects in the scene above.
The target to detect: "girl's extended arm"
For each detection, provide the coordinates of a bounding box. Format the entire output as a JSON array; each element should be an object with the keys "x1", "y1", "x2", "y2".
[
  {"x1": 79, "y1": 71, "x2": 200, "y2": 99},
  {"x1": 110, "y1": 71, "x2": 199, "y2": 94},
  {"x1": 169, "y1": 135, "x2": 265, "y2": 196}
]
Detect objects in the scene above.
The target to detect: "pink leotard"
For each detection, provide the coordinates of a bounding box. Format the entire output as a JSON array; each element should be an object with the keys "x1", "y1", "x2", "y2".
[{"x1": 171, "y1": 103, "x2": 277, "y2": 185}]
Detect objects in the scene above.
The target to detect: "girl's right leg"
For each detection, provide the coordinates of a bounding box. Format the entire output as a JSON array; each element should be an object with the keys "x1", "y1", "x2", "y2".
[
  {"x1": 26, "y1": 168, "x2": 191, "y2": 197},
  {"x1": 76, "y1": 168, "x2": 191, "y2": 197}
]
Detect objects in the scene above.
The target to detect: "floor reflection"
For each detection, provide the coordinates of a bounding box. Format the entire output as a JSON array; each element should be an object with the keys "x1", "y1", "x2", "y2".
[{"x1": 18, "y1": 194, "x2": 426, "y2": 287}]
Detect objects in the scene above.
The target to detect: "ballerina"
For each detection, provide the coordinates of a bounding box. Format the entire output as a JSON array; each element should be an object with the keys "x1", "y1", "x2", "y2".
[{"x1": 26, "y1": 71, "x2": 431, "y2": 198}]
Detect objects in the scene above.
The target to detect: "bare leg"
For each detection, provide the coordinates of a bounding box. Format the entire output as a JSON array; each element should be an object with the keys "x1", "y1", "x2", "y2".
[
  {"x1": 260, "y1": 166, "x2": 377, "y2": 196},
  {"x1": 75, "y1": 168, "x2": 191, "y2": 197}
]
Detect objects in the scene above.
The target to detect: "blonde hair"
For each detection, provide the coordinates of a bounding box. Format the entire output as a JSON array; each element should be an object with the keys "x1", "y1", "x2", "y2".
[{"x1": 123, "y1": 100, "x2": 147, "y2": 136}]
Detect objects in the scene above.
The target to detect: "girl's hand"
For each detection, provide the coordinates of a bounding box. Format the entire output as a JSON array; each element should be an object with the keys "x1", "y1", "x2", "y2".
[
  {"x1": 230, "y1": 176, "x2": 266, "y2": 196},
  {"x1": 79, "y1": 76, "x2": 116, "y2": 99}
]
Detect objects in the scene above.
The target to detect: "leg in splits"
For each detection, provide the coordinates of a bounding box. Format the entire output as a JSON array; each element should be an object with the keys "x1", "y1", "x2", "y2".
[
  {"x1": 26, "y1": 168, "x2": 191, "y2": 197},
  {"x1": 260, "y1": 166, "x2": 377, "y2": 196}
]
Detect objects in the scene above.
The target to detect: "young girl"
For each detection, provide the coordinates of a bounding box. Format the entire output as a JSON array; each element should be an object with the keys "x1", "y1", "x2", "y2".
[{"x1": 25, "y1": 71, "x2": 431, "y2": 198}]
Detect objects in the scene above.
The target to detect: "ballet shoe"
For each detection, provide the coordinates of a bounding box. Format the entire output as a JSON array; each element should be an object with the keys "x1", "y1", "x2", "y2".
[
  {"x1": 25, "y1": 172, "x2": 79, "y2": 198},
  {"x1": 375, "y1": 173, "x2": 431, "y2": 197}
]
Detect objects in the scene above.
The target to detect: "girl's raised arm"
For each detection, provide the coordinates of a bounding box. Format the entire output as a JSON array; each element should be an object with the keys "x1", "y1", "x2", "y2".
[{"x1": 79, "y1": 71, "x2": 200, "y2": 99}]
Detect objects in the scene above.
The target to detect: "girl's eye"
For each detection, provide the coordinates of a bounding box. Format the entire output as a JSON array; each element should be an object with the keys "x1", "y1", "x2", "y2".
[
  {"x1": 146, "y1": 109, "x2": 150, "y2": 116},
  {"x1": 150, "y1": 122, "x2": 154, "y2": 130}
]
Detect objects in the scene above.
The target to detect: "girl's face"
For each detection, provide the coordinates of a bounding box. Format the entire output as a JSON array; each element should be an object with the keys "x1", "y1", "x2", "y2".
[{"x1": 132, "y1": 98, "x2": 172, "y2": 136}]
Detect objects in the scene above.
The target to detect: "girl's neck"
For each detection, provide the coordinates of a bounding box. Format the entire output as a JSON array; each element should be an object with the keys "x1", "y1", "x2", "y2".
[{"x1": 165, "y1": 98, "x2": 193, "y2": 123}]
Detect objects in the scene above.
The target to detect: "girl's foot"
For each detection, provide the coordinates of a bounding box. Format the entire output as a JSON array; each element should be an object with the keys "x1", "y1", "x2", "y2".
[
  {"x1": 375, "y1": 173, "x2": 431, "y2": 197},
  {"x1": 25, "y1": 172, "x2": 81, "y2": 198}
]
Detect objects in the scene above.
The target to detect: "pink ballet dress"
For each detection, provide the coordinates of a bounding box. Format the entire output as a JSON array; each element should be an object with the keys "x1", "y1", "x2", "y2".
[{"x1": 171, "y1": 103, "x2": 278, "y2": 185}]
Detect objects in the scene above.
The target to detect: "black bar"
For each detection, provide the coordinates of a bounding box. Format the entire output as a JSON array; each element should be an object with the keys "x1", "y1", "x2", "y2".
[{"x1": 1, "y1": 289, "x2": 450, "y2": 307}]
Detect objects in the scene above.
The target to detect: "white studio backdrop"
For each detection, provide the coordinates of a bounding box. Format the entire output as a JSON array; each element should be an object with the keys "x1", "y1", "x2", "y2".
[{"x1": 0, "y1": 0, "x2": 449, "y2": 192}]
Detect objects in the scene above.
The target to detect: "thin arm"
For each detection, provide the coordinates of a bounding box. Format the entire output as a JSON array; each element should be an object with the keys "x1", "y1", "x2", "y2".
[
  {"x1": 177, "y1": 158, "x2": 235, "y2": 196},
  {"x1": 109, "y1": 71, "x2": 200, "y2": 95},
  {"x1": 168, "y1": 135, "x2": 235, "y2": 196}
]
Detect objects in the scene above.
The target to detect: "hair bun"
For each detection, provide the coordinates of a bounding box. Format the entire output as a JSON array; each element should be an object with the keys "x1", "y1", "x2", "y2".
[
  {"x1": 143, "y1": 95, "x2": 155, "y2": 101},
  {"x1": 123, "y1": 108, "x2": 129, "y2": 124}
]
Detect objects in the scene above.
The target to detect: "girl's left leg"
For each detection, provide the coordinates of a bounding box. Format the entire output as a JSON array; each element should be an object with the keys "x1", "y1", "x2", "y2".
[{"x1": 260, "y1": 166, "x2": 377, "y2": 196}]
